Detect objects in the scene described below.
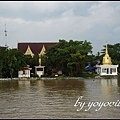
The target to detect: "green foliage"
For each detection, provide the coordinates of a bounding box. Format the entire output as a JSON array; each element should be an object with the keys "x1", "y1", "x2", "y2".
[
  {"x1": 45, "y1": 39, "x2": 93, "y2": 77},
  {"x1": 86, "y1": 43, "x2": 120, "y2": 75},
  {"x1": 0, "y1": 46, "x2": 7, "y2": 77},
  {"x1": 24, "y1": 54, "x2": 39, "y2": 74},
  {"x1": 31, "y1": 73, "x2": 39, "y2": 78},
  {"x1": 41, "y1": 73, "x2": 49, "y2": 77},
  {"x1": 1, "y1": 41, "x2": 119, "y2": 78},
  {"x1": 2, "y1": 48, "x2": 26, "y2": 78},
  {"x1": 79, "y1": 72, "x2": 96, "y2": 78}
]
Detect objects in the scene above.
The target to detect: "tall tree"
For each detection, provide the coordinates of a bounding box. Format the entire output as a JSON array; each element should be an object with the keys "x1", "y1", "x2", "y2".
[
  {"x1": 0, "y1": 46, "x2": 7, "y2": 78},
  {"x1": 2, "y1": 48, "x2": 26, "y2": 79},
  {"x1": 44, "y1": 39, "x2": 93, "y2": 76}
]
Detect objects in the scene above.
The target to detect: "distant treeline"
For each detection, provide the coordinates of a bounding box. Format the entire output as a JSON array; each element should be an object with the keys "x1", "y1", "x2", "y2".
[{"x1": 0, "y1": 39, "x2": 120, "y2": 78}]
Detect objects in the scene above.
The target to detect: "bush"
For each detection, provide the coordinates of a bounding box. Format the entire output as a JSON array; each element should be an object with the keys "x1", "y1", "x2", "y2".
[
  {"x1": 79, "y1": 72, "x2": 96, "y2": 78},
  {"x1": 41, "y1": 73, "x2": 49, "y2": 77},
  {"x1": 31, "y1": 74, "x2": 39, "y2": 78}
]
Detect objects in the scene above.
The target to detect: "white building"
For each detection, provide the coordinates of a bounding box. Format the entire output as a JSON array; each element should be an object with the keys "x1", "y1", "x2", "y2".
[
  {"x1": 18, "y1": 65, "x2": 32, "y2": 78},
  {"x1": 96, "y1": 42, "x2": 118, "y2": 76},
  {"x1": 34, "y1": 66, "x2": 45, "y2": 77},
  {"x1": 18, "y1": 42, "x2": 57, "y2": 77}
]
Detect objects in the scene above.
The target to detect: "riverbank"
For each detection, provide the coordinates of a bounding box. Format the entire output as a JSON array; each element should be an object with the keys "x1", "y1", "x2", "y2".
[
  {"x1": 0, "y1": 75, "x2": 119, "y2": 81},
  {"x1": 0, "y1": 77, "x2": 85, "y2": 81}
]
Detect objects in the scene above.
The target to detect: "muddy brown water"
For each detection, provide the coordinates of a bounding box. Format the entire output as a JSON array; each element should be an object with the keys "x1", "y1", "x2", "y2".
[{"x1": 0, "y1": 78, "x2": 120, "y2": 118}]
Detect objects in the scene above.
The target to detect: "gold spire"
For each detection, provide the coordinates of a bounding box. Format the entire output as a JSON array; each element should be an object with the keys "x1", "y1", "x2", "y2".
[{"x1": 102, "y1": 41, "x2": 112, "y2": 65}]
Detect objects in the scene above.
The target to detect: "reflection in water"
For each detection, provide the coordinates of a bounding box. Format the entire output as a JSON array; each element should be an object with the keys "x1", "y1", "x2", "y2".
[
  {"x1": 43, "y1": 79, "x2": 85, "y2": 97},
  {"x1": 117, "y1": 77, "x2": 120, "y2": 93},
  {"x1": 43, "y1": 79, "x2": 85, "y2": 90},
  {"x1": 117, "y1": 77, "x2": 120, "y2": 87},
  {"x1": 0, "y1": 78, "x2": 120, "y2": 118},
  {"x1": 100, "y1": 79, "x2": 120, "y2": 100},
  {"x1": 0, "y1": 80, "x2": 19, "y2": 91},
  {"x1": 101, "y1": 79, "x2": 118, "y2": 87}
]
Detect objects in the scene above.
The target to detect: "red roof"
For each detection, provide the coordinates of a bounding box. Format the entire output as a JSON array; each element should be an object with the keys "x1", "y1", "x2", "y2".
[
  {"x1": 24, "y1": 67, "x2": 32, "y2": 70},
  {"x1": 18, "y1": 42, "x2": 58, "y2": 54}
]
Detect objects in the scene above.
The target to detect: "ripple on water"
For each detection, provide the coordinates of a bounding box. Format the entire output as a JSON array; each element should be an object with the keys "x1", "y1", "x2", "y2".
[{"x1": 0, "y1": 79, "x2": 120, "y2": 118}]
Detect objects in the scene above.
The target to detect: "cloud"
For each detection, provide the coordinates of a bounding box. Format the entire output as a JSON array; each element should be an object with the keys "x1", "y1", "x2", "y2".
[{"x1": 0, "y1": 1, "x2": 120, "y2": 55}]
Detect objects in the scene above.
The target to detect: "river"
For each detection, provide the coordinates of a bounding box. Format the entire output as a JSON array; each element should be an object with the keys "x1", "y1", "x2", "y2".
[{"x1": 0, "y1": 78, "x2": 120, "y2": 118}]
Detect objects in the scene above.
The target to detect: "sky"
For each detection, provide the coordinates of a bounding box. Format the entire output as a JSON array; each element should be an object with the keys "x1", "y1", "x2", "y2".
[{"x1": 0, "y1": 1, "x2": 120, "y2": 55}]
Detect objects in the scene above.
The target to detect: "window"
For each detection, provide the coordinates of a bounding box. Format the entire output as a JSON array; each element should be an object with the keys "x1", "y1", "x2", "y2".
[
  {"x1": 112, "y1": 68, "x2": 116, "y2": 73},
  {"x1": 37, "y1": 68, "x2": 43, "y2": 71},
  {"x1": 23, "y1": 70, "x2": 25, "y2": 74},
  {"x1": 102, "y1": 68, "x2": 106, "y2": 73},
  {"x1": 107, "y1": 68, "x2": 109, "y2": 74},
  {"x1": 110, "y1": 68, "x2": 112, "y2": 74}
]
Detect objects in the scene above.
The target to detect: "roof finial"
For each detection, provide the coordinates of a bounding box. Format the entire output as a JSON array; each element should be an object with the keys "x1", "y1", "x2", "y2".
[
  {"x1": 102, "y1": 40, "x2": 112, "y2": 65},
  {"x1": 105, "y1": 40, "x2": 108, "y2": 55}
]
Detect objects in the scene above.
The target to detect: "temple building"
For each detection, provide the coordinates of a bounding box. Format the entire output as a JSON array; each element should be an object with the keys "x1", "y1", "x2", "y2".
[
  {"x1": 18, "y1": 42, "x2": 57, "y2": 60},
  {"x1": 96, "y1": 42, "x2": 118, "y2": 76},
  {"x1": 18, "y1": 42, "x2": 57, "y2": 77}
]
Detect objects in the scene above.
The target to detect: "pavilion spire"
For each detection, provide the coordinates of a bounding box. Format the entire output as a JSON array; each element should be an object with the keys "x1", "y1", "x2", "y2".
[{"x1": 102, "y1": 40, "x2": 112, "y2": 65}]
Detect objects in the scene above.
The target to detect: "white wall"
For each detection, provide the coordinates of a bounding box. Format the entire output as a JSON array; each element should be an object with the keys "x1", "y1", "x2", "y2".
[{"x1": 18, "y1": 70, "x2": 30, "y2": 78}]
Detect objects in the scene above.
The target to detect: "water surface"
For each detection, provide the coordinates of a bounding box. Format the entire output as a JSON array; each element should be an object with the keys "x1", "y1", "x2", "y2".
[{"x1": 0, "y1": 78, "x2": 120, "y2": 118}]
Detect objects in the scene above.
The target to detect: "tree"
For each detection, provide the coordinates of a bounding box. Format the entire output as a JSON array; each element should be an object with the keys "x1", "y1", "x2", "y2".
[
  {"x1": 44, "y1": 39, "x2": 93, "y2": 76},
  {"x1": 0, "y1": 46, "x2": 7, "y2": 78},
  {"x1": 24, "y1": 54, "x2": 39, "y2": 74},
  {"x1": 2, "y1": 48, "x2": 26, "y2": 79}
]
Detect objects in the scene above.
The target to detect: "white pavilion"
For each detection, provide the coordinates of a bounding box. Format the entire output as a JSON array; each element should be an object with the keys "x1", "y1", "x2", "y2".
[{"x1": 96, "y1": 42, "x2": 118, "y2": 76}]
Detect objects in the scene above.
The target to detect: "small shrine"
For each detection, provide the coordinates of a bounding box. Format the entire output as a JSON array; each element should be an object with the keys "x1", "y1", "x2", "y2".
[
  {"x1": 18, "y1": 42, "x2": 57, "y2": 77},
  {"x1": 18, "y1": 65, "x2": 32, "y2": 78},
  {"x1": 34, "y1": 56, "x2": 45, "y2": 77},
  {"x1": 96, "y1": 42, "x2": 118, "y2": 76},
  {"x1": 34, "y1": 65, "x2": 45, "y2": 77}
]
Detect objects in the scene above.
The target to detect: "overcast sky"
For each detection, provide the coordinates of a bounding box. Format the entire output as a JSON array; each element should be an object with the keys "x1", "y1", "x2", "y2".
[{"x1": 0, "y1": 1, "x2": 120, "y2": 55}]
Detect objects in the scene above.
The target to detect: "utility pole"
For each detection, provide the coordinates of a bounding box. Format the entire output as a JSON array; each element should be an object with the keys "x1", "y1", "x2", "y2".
[{"x1": 4, "y1": 23, "x2": 8, "y2": 47}]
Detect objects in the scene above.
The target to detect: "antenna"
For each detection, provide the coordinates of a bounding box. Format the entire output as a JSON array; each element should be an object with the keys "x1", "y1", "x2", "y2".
[{"x1": 4, "y1": 22, "x2": 8, "y2": 47}]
